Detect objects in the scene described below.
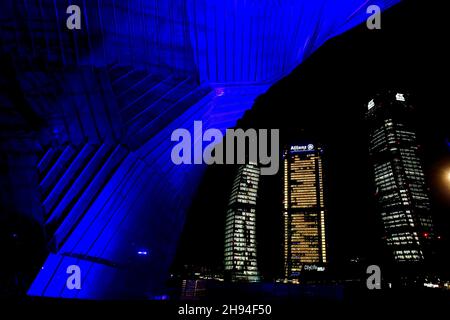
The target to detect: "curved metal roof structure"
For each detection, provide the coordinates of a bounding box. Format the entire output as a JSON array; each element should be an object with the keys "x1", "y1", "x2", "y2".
[{"x1": 0, "y1": 0, "x2": 399, "y2": 299}]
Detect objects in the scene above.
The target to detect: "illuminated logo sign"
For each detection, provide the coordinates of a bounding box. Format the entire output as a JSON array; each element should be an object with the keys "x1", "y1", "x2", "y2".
[
  {"x1": 396, "y1": 93, "x2": 405, "y2": 101},
  {"x1": 303, "y1": 265, "x2": 325, "y2": 272},
  {"x1": 290, "y1": 144, "x2": 314, "y2": 152},
  {"x1": 368, "y1": 99, "x2": 375, "y2": 110}
]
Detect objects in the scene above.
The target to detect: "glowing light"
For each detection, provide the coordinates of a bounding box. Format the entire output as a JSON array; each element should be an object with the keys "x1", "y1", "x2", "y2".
[{"x1": 396, "y1": 93, "x2": 405, "y2": 101}]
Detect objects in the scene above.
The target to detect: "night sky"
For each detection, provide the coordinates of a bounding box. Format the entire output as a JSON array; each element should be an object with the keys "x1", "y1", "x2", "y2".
[{"x1": 173, "y1": 0, "x2": 450, "y2": 280}]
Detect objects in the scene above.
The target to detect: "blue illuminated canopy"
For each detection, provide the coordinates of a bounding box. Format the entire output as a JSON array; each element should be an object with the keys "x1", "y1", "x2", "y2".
[{"x1": 0, "y1": 0, "x2": 400, "y2": 299}]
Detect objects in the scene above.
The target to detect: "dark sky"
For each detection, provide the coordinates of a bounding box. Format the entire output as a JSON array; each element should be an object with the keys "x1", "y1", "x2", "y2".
[{"x1": 173, "y1": 0, "x2": 450, "y2": 279}]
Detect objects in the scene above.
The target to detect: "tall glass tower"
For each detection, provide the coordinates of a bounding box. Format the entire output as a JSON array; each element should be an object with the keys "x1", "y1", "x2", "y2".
[
  {"x1": 224, "y1": 163, "x2": 260, "y2": 282},
  {"x1": 283, "y1": 144, "x2": 327, "y2": 283},
  {"x1": 366, "y1": 92, "x2": 434, "y2": 263}
]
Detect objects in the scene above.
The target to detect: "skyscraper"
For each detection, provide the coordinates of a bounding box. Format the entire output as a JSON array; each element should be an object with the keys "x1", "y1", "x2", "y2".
[
  {"x1": 224, "y1": 163, "x2": 260, "y2": 282},
  {"x1": 283, "y1": 144, "x2": 327, "y2": 283},
  {"x1": 367, "y1": 92, "x2": 434, "y2": 263}
]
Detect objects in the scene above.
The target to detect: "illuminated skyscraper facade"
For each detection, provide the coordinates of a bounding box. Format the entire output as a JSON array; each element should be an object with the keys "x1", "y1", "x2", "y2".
[
  {"x1": 224, "y1": 164, "x2": 260, "y2": 282},
  {"x1": 367, "y1": 92, "x2": 434, "y2": 263},
  {"x1": 283, "y1": 144, "x2": 327, "y2": 282}
]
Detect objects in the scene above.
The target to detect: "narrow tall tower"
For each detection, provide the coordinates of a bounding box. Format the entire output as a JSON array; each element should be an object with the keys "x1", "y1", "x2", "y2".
[{"x1": 224, "y1": 163, "x2": 260, "y2": 282}]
